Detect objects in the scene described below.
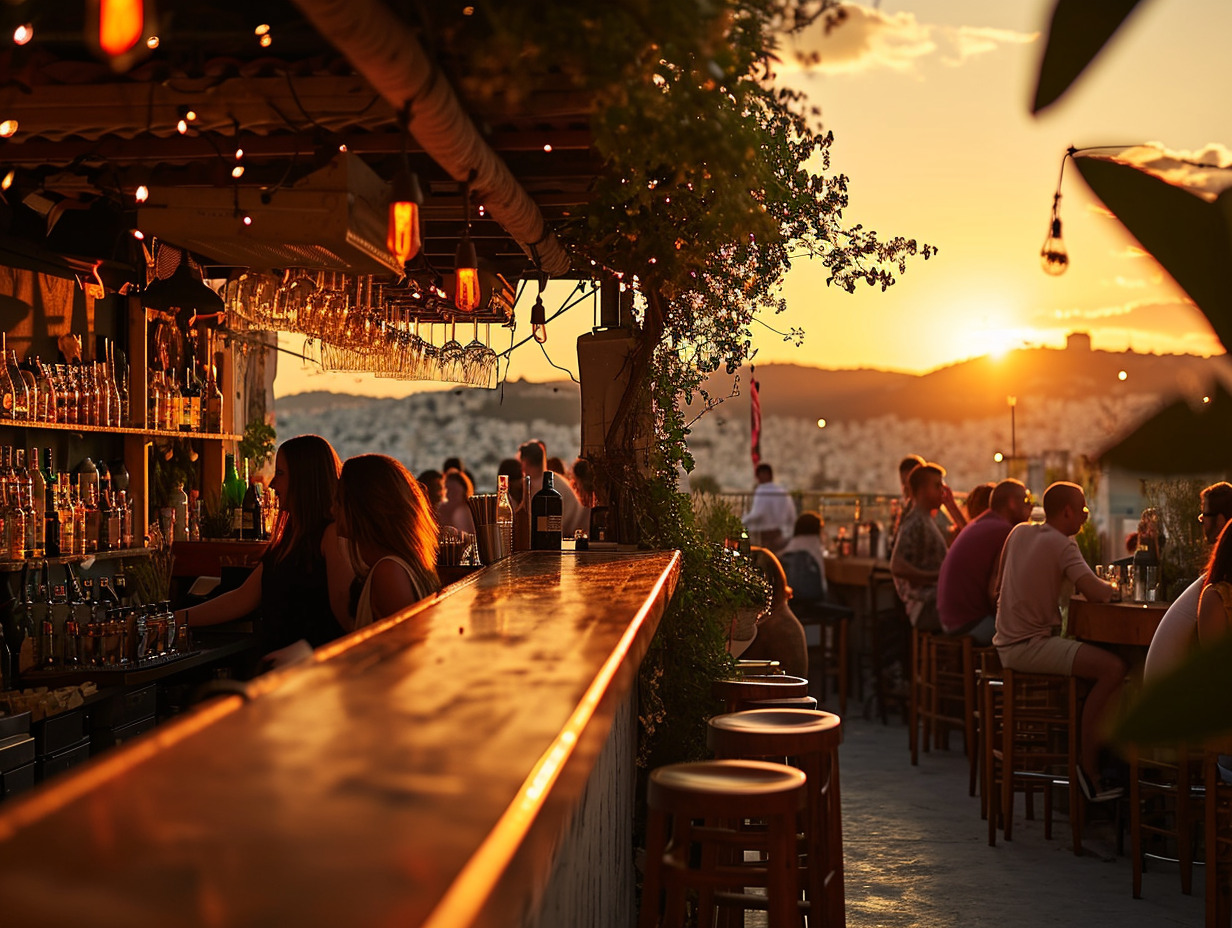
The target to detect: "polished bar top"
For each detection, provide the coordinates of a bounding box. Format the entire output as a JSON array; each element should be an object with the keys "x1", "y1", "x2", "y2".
[
  {"x1": 1069, "y1": 597, "x2": 1167, "y2": 647},
  {"x1": 825, "y1": 555, "x2": 890, "y2": 588},
  {"x1": 0, "y1": 550, "x2": 681, "y2": 928}
]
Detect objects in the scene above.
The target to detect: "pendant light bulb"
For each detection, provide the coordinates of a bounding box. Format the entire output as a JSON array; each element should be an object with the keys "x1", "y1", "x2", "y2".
[
  {"x1": 530, "y1": 294, "x2": 548, "y2": 344},
  {"x1": 387, "y1": 167, "x2": 423, "y2": 266},
  {"x1": 454, "y1": 237, "x2": 481, "y2": 312},
  {"x1": 98, "y1": 0, "x2": 144, "y2": 57},
  {"x1": 1040, "y1": 216, "x2": 1068, "y2": 276}
]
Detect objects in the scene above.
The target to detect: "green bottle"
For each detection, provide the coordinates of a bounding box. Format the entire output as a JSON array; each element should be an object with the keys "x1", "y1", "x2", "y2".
[{"x1": 223, "y1": 453, "x2": 246, "y2": 538}]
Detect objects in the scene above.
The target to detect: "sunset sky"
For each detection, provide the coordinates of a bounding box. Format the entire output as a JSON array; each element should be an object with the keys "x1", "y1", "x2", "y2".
[{"x1": 274, "y1": 0, "x2": 1230, "y2": 398}]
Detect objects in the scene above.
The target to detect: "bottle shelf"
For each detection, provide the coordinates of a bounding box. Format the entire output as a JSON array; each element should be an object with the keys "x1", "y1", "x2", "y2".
[
  {"x1": 0, "y1": 419, "x2": 240, "y2": 441},
  {"x1": 0, "y1": 546, "x2": 153, "y2": 573}
]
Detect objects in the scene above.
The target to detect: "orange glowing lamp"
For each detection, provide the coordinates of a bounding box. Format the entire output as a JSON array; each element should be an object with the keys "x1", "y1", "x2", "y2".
[
  {"x1": 386, "y1": 168, "x2": 423, "y2": 266},
  {"x1": 454, "y1": 237, "x2": 481, "y2": 312},
  {"x1": 530, "y1": 294, "x2": 548, "y2": 343},
  {"x1": 99, "y1": 0, "x2": 145, "y2": 57}
]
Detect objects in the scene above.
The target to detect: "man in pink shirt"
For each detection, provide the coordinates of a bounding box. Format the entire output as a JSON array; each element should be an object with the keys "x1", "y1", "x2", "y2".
[
  {"x1": 937, "y1": 479, "x2": 1033, "y2": 645},
  {"x1": 994, "y1": 481, "x2": 1125, "y2": 801}
]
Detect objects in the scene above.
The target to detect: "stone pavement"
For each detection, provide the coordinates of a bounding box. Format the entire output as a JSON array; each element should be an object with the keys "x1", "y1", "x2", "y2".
[{"x1": 838, "y1": 713, "x2": 1205, "y2": 928}]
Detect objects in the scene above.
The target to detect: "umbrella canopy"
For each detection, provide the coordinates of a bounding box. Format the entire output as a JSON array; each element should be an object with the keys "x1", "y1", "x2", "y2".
[{"x1": 1032, "y1": 0, "x2": 1148, "y2": 113}]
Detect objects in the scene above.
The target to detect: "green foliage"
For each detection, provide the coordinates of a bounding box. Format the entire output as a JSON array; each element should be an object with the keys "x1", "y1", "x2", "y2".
[
  {"x1": 635, "y1": 478, "x2": 769, "y2": 769},
  {"x1": 239, "y1": 419, "x2": 277, "y2": 471},
  {"x1": 1075, "y1": 518, "x2": 1100, "y2": 569},
  {"x1": 691, "y1": 491, "x2": 745, "y2": 545},
  {"x1": 148, "y1": 441, "x2": 197, "y2": 510},
  {"x1": 1144, "y1": 478, "x2": 1207, "y2": 596}
]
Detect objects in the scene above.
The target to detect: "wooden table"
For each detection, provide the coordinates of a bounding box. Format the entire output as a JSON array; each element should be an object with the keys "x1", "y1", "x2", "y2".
[
  {"x1": 0, "y1": 550, "x2": 681, "y2": 928},
  {"x1": 825, "y1": 555, "x2": 890, "y2": 590},
  {"x1": 1068, "y1": 598, "x2": 1168, "y2": 647}
]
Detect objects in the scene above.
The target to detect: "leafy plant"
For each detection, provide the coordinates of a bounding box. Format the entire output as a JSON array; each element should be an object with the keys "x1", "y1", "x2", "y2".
[
  {"x1": 239, "y1": 419, "x2": 277, "y2": 472},
  {"x1": 198, "y1": 492, "x2": 236, "y2": 540},
  {"x1": 148, "y1": 440, "x2": 197, "y2": 510},
  {"x1": 1144, "y1": 478, "x2": 1207, "y2": 598}
]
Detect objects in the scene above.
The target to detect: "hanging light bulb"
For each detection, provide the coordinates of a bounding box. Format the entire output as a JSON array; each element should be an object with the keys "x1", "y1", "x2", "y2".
[
  {"x1": 530, "y1": 293, "x2": 548, "y2": 343},
  {"x1": 134, "y1": 184, "x2": 149, "y2": 203},
  {"x1": 454, "y1": 235, "x2": 480, "y2": 312},
  {"x1": 1039, "y1": 212, "x2": 1068, "y2": 276},
  {"x1": 386, "y1": 166, "x2": 423, "y2": 266},
  {"x1": 13, "y1": 24, "x2": 33, "y2": 45},
  {"x1": 98, "y1": 0, "x2": 144, "y2": 57},
  {"x1": 454, "y1": 177, "x2": 481, "y2": 311},
  {"x1": 0, "y1": 120, "x2": 17, "y2": 138}
]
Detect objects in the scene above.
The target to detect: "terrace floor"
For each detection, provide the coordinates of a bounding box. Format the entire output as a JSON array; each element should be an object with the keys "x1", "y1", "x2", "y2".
[{"x1": 838, "y1": 711, "x2": 1206, "y2": 927}]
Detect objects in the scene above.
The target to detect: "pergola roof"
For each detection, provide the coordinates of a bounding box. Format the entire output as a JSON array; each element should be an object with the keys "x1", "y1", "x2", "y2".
[{"x1": 0, "y1": 1, "x2": 602, "y2": 285}]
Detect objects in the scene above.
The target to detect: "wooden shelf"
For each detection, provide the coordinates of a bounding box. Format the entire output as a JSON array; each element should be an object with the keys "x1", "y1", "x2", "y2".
[
  {"x1": 0, "y1": 419, "x2": 240, "y2": 441},
  {"x1": 0, "y1": 546, "x2": 153, "y2": 572}
]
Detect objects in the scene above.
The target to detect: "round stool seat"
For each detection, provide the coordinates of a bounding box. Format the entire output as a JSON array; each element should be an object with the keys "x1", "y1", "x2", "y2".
[
  {"x1": 648, "y1": 759, "x2": 807, "y2": 817},
  {"x1": 709, "y1": 707, "x2": 841, "y2": 757},
  {"x1": 745, "y1": 695, "x2": 819, "y2": 711},
  {"x1": 712, "y1": 674, "x2": 809, "y2": 712}
]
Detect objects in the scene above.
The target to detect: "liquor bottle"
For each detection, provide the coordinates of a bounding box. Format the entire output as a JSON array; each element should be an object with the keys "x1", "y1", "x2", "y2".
[
  {"x1": 5, "y1": 345, "x2": 29, "y2": 420},
  {"x1": 0, "y1": 343, "x2": 15, "y2": 420},
  {"x1": 77, "y1": 361, "x2": 96, "y2": 426},
  {"x1": 118, "y1": 489, "x2": 133, "y2": 548},
  {"x1": 241, "y1": 470, "x2": 264, "y2": 540},
  {"x1": 39, "y1": 570, "x2": 56, "y2": 669},
  {"x1": 184, "y1": 364, "x2": 202, "y2": 431},
  {"x1": 105, "y1": 342, "x2": 122, "y2": 427},
  {"x1": 34, "y1": 358, "x2": 56, "y2": 423},
  {"x1": 530, "y1": 472, "x2": 563, "y2": 550},
  {"x1": 72, "y1": 483, "x2": 87, "y2": 556},
  {"x1": 61, "y1": 578, "x2": 81, "y2": 667},
  {"x1": 98, "y1": 489, "x2": 113, "y2": 551},
  {"x1": 171, "y1": 482, "x2": 189, "y2": 543},
  {"x1": 30, "y1": 447, "x2": 46, "y2": 558},
  {"x1": 204, "y1": 364, "x2": 223, "y2": 433},
  {"x1": 15, "y1": 563, "x2": 35, "y2": 676},
  {"x1": 83, "y1": 479, "x2": 100, "y2": 553},
  {"x1": 223, "y1": 454, "x2": 246, "y2": 537},
  {"x1": 17, "y1": 360, "x2": 37, "y2": 423},
  {"x1": 496, "y1": 474, "x2": 514, "y2": 560},
  {"x1": 148, "y1": 369, "x2": 164, "y2": 430},
  {"x1": 106, "y1": 489, "x2": 121, "y2": 550},
  {"x1": 58, "y1": 477, "x2": 75, "y2": 558},
  {"x1": 79, "y1": 456, "x2": 99, "y2": 502},
  {"x1": 57, "y1": 363, "x2": 76, "y2": 426},
  {"x1": 15, "y1": 450, "x2": 36, "y2": 559},
  {"x1": 114, "y1": 346, "x2": 130, "y2": 426},
  {"x1": 5, "y1": 474, "x2": 26, "y2": 561}
]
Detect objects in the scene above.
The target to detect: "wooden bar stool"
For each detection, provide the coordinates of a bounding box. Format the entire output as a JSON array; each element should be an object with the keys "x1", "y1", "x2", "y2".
[
  {"x1": 866, "y1": 568, "x2": 909, "y2": 725},
  {"x1": 708, "y1": 708, "x2": 844, "y2": 928},
  {"x1": 1205, "y1": 749, "x2": 1232, "y2": 928},
  {"x1": 639, "y1": 759, "x2": 807, "y2": 928},
  {"x1": 1128, "y1": 743, "x2": 1202, "y2": 898},
  {"x1": 910, "y1": 631, "x2": 993, "y2": 783},
  {"x1": 713, "y1": 675, "x2": 810, "y2": 714},
  {"x1": 982, "y1": 667, "x2": 1084, "y2": 855}
]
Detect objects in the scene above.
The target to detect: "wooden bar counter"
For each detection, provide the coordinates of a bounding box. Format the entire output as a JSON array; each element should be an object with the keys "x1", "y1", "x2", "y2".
[
  {"x1": 1069, "y1": 598, "x2": 1168, "y2": 648},
  {"x1": 0, "y1": 550, "x2": 681, "y2": 928}
]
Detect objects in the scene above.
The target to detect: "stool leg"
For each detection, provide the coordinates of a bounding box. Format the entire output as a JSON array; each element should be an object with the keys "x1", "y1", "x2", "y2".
[
  {"x1": 767, "y1": 812, "x2": 800, "y2": 928},
  {"x1": 1068, "y1": 677, "x2": 1084, "y2": 857},
  {"x1": 639, "y1": 810, "x2": 668, "y2": 928},
  {"x1": 1001, "y1": 675, "x2": 1015, "y2": 843},
  {"x1": 838, "y1": 616, "x2": 849, "y2": 718},
  {"x1": 909, "y1": 627, "x2": 920, "y2": 765},
  {"x1": 1129, "y1": 746, "x2": 1143, "y2": 899},
  {"x1": 1178, "y1": 751, "x2": 1193, "y2": 895}
]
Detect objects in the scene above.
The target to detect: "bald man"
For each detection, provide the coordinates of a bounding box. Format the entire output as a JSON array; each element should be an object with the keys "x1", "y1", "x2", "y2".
[{"x1": 993, "y1": 481, "x2": 1126, "y2": 802}]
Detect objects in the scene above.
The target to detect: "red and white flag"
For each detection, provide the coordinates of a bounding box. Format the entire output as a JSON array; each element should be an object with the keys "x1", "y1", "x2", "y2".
[{"x1": 750, "y1": 365, "x2": 762, "y2": 469}]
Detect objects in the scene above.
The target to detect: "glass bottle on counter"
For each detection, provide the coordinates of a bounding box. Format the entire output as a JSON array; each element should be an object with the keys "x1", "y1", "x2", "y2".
[
  {"x1": 5, "y1": 469, "x2": 26, "y2": 560},
  {"x1": 182, "y1": 364, "x2": 201, "y2": 431},
  {"x1": 204, "y1": 364, "x2": 223, "y2": 433},
  {"x1": 33, "y1": 358, "x2": 56, "y2": 422},
  {"x1": 114, "y1": 346, "x2": 130, "y2": 426},
  {"x1": 496, "y1": 474, "x2": 514, "y2": 559},
  {"x1": 15, "y1": 450, "x2": 37, "y2": 559},
  {"x1": 241, "y1": 470, "x2": 263, "y2": 541},
  {"x1": 39, "y1": 573, "x2": 57, "y2": 669},
  {"x1": 531, "y1": 472, "x2": 563, "y2": 550},
  {"x1": 223, "y1": 454, "x2": 245, "y2": 537}
]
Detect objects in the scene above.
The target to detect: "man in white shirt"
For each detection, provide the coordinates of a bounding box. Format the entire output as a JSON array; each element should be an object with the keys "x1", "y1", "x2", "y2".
[
  {"x1": 994, "y1": 481, "x2": 1124, "y2": 801},
  {"x1": 741, "y1": 463, "x2": 796, "y2": 553},
  {"x1": 1144, "y1": 481, "x2": 1232, "y2": 681}
]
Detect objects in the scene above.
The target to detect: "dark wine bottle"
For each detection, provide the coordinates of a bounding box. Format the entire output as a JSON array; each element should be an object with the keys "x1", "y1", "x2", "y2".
[
  {"x1": 530, "y1": 472, "x2": 563, "y2": 551},
  {"x1": 241, "y1": 475, "x2": 264, "y2": 540}
]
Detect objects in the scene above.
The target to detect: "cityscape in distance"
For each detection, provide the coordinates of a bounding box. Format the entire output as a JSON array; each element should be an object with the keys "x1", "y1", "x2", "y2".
[{"x1": 275, "y1": 335, "x2": 1230, "y2": 498}]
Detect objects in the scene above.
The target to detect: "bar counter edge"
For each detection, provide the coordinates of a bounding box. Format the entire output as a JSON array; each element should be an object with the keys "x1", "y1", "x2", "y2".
[{"x1": 0, "y1": 549, "x2": 683, "y2": 928}]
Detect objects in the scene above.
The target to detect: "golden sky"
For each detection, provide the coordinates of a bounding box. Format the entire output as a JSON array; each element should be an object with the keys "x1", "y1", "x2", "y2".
[{"x1": 275, "y1": 0, "x2": 1229, "y2": 399}]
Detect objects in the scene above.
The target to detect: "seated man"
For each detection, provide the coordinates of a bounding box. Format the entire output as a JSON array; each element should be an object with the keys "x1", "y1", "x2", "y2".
[
  {"x1": 1144, "y1": 480, "x2": 1232, "y2": 682},
  {"x1": 936, "y1": 479, "x2": 1033, "y2": 645},
  {"x1": 994, "y1": 481, "x2": 1125, "y2": 801},
  {"x1": 889, "y1": 462, "x2": 951, "y2": 632}
]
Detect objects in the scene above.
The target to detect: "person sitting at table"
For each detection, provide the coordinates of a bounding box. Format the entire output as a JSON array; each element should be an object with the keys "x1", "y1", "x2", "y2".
[
  {"x1": 1196, "y1": 520, "x2": 1232, "y2": 782},
  {"x1": 937, "y1": 479, "x2": 1033, "y2": 645},
  {"x1": 179, "y1": 434, "x2": 351, "y2": 661},
  {"x1": 780, "y1": 511, "x2": 830, "y2": 597},
  {"x1": 993, "y1": 481, "x2": 1124, "y2": 801},
  {"x1": 964, "y1": 482, "x2": 995, "y2": 522},
  {"x1": 497, "y1": 458, "x2": 524, "y2": 507},
  {"x1": 740, "y1": 547, "x2": 808, "y2": 678},
  {"x1": 741, "y1": 462, "x2": 797, "y2": 554},
  {"x1": 890, "y1": 462, "x2": 952, "y2": 631},
  {"x1": 417, "y1": 469, "x2": 445, "y2": 509},
  {"x1": 436, "y1": 468, "x2": 477, "y2": 537},
  {"x1": 334, "y1": 454, "x2": 441, "y2": 628},
  {"x1": 1145, "y1": 481, "x2": 1232, "y2": 682}
]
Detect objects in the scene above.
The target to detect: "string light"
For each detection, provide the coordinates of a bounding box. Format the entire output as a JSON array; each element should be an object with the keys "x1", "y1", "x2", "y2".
[
  {"x1": 146, "y1": 35, "x2": 159, "y2": 49},
  {"x1": 241, "y1": 214, "x2": 253, "y2": 227},
  {"x1": 231, "y1": 166, "x2": 245, "y2": 179},
  {"x1": 134, "y1": 184, "x2": 149, "y2": 203},
  {"x1": 176, "y1": 118, "x2": 188, "y2": 135},
  {"x1": 542, "y1": 143, "x2": 552, "y2": 153},
  {"x1": 1, "y1": 171, "x2": 14, "y2": 191},
  {"x1": 0, "y1": 120, "x2": 17, "y2": 138},
  {"x1": 13, "y1": 24, "x2": 33, "y2": 45},
  {"x1": 255, "y1": 25, "x2": 272, "y2": 48},
  {"x1": 131, "y1": 229, "x2": 145, "y2": 240}
]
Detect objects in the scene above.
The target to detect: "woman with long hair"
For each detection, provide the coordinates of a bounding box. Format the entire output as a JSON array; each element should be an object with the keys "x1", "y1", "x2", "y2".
[
  {"x1": 1198, "y1": 520, "x2": 1232, "y2": 645},
  {"x1": 334, "y1": 454, "x2": 441, "y2": 627},
  {"x1": 435, "y1": 467, "x2": 476, "y2": 536},
  {"x1": 177, "y1": 434, "x2": 351, "y2": 654}
]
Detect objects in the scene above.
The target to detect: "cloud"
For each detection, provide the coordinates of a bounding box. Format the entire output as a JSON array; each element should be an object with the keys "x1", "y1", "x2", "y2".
[
  {"x1": 782, "y1": 4, "x2": 1037, "y2": 74},
  {"x1": 1032, "y1": 298, "x2": 1217, "y2": 338},
  {"x1": 1078, "y1": 142, "x2": 1232, "y2": 202}
]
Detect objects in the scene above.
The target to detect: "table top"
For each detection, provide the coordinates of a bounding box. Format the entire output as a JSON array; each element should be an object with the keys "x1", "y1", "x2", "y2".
[
  {"x1": 1068, "y1": 597, "x2": 1168, "y2": 648},
  {"x1": 825, "y1": 556, "x2": 891, "y2": 588},
  {"x1": 0, "y1": 550, "x2": 681, "y2": 928}
]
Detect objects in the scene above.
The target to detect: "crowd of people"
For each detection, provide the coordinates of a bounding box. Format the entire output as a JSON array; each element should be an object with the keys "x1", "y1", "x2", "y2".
[
  {"x1": 735, "y1": 454, "x2": 1232, "y2": 802},
  {"x1": 181, "y1": 433, "x2": 595, "y2": 672}
]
